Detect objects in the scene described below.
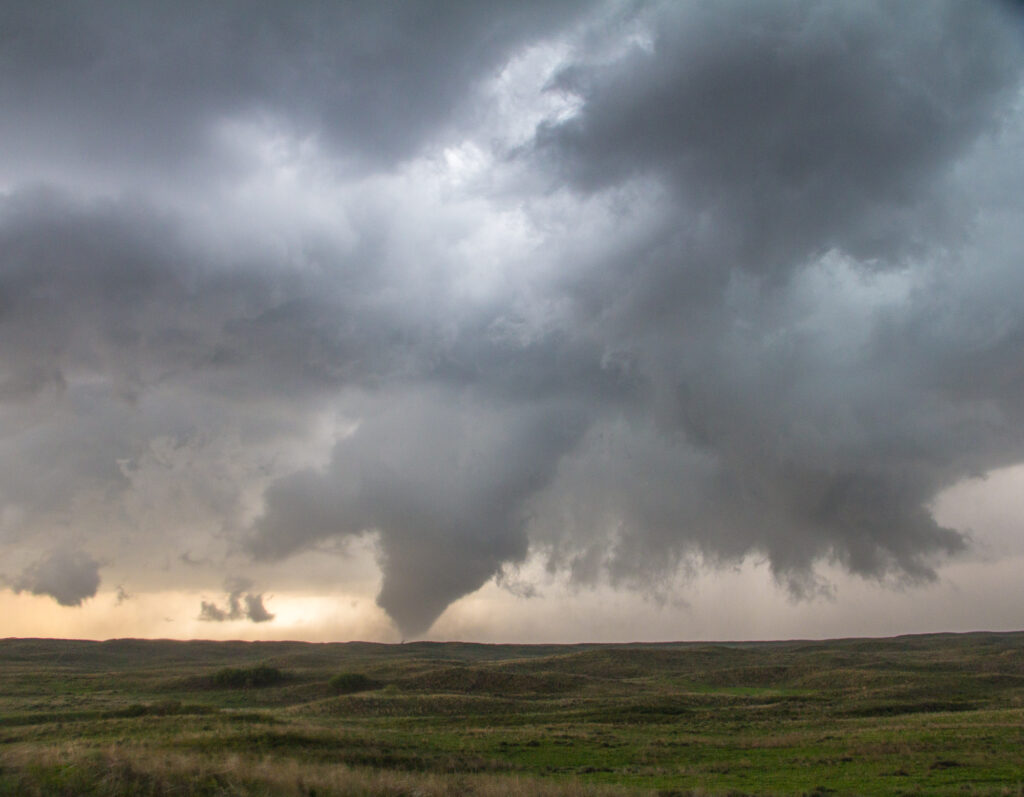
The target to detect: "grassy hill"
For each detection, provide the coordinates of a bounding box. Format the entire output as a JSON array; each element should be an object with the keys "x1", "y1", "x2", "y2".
[{"x1": 1, "y1": 632, "x2": 1023, "y2": 794}]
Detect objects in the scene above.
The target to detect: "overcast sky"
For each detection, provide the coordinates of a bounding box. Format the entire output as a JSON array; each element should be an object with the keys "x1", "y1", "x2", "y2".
[{"x1": 2, "y1": 0, "x2": 1024, "y2": 642}]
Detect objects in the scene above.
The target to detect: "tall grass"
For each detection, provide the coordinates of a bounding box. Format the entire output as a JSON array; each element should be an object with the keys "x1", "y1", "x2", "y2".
[{"x1": 0, "y1": 745, "x2": 662, "y2": 797}]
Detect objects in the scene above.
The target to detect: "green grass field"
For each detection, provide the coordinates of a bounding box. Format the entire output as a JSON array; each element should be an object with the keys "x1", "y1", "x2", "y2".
[{"x1": 1, "y1": 632, "x2": 1023, "y2": 795}]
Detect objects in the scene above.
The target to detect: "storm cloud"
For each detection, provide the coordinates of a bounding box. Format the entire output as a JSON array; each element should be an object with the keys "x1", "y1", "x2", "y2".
[
  {"x1": 13, "y1": 549, "x2": 101, "y2": 607},
  {"x1": 1, "y1": 1, "x2": 1023, "y2": 637},
  {"x1": 199, "y1": 578, "x2": 275, "y2": 624}
]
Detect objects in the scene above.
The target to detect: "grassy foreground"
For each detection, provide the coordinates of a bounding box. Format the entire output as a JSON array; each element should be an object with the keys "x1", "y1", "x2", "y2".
[{"x1": 1, "y1": 633, "x2": 1023, "y2": 795}]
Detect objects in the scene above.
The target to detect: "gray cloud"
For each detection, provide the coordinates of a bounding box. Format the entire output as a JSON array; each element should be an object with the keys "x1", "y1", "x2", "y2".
[
  {"x1": 199, "y1": 578, "x2": 274, "y2": 624},
  {"x1": 535, "y1": 1, "x2": 1020, "y2": 271},
  {"x1": 13, "y1": 550, "x2": 101, "y2": 607},
  {"x1": 251, "y1": 389, "x2": 587, "y2": 635},
  {"x1": 515, "y1": 0, "x2": 1024, "y2": 594},
  {"x1": 0, "y1": 0, "x2": 589, "y2": 187},
  {"x1": 1, "y1": 1, "x2": 1023, "y2": 637},
  {"x1": 243, "y1": 593, "x2": 275, "y2": 624},
  {"x1": 0, "y1": 187, "x2": 401, "y2": 406}
]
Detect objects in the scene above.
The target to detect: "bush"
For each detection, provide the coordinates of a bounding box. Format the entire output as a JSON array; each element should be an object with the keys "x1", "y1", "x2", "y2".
[
  {"x1": 105, "y1": 700, "x2": 213, "y2": 719},
  {"x1": 210, "y1": 665, "x2": 286, "y2": 689},
  {"x1": 329, "y1": 672, "x2": 379, "y2": 694}
]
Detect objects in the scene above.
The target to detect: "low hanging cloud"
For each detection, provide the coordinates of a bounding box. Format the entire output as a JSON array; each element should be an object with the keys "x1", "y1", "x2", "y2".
[
  {"x1": 512, "y1": 0, "x2": 1024, "y2": 598},
  {"x1": 250, "y1": 389, "x2": 587, "y2": 635},
  {"x1": 13, "y1": 550, "x2": 101, "y2": 607},
  {"x1": 199, "y1": 579, "x2": 275, "y2": 624},
  {"x1": 1, "y1": 1, "x2": 1023, "y2": 638}
]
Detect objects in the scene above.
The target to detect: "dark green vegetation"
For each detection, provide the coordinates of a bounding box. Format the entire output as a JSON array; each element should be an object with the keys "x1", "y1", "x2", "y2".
[
  {"x1": 211, "y1": 665, "x2": 288, "y2": 690},
  {"x1": 2, "y1": 633, "x2": 1024, "y2": 795},
  {"x1": 329, "y1": 672, "x2": 380, "y2": 694}
]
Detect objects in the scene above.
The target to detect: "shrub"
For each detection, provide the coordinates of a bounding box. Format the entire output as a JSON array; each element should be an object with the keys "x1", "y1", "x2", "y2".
[
  {"x1": 210, "y1": 665, "x2": 286, "y2": 689},
  {"x1": 328, "y1": 672, "x2": 379, "y2": 694}
]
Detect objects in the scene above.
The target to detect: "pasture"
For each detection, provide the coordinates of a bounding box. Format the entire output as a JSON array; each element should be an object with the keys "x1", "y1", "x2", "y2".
[{"x1": 1, "y1": 632, "x2": 1023, "y2": 795}]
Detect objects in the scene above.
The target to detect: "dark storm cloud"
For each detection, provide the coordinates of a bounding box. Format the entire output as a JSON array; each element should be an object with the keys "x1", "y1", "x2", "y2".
[
  {"x1": 535, "y1": 1, "x2": 1020, "y2": 271},
  {"x1": 0, "y1": 185, "x2": 599, "y2": 632},
  {"x1": 0, "y1": 0, "x2": 588, "y2": 181},
  {"x1": 0, "y1": 188, "x2": 328, "y2": 522},
  {"x1": 13, "y1": 549, "x2": 101, "y2": 607},
  {"x1": 0, "y1": 185, "x2": 426, "y2": 410},
  {"x1": 519, "y1": 0, "x2": 1024, "y2": 594},
  {"x1": 1, "y1": 0, "x2": 1023, "y2": 636},
  {"x1": 251, "y1": 389, "x2": 587, "y2": 635}
]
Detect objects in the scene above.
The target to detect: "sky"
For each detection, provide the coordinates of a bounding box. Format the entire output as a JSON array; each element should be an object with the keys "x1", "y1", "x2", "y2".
[{"x1": 2, "y1": 0, "x2": 1024, "y2": 643}]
